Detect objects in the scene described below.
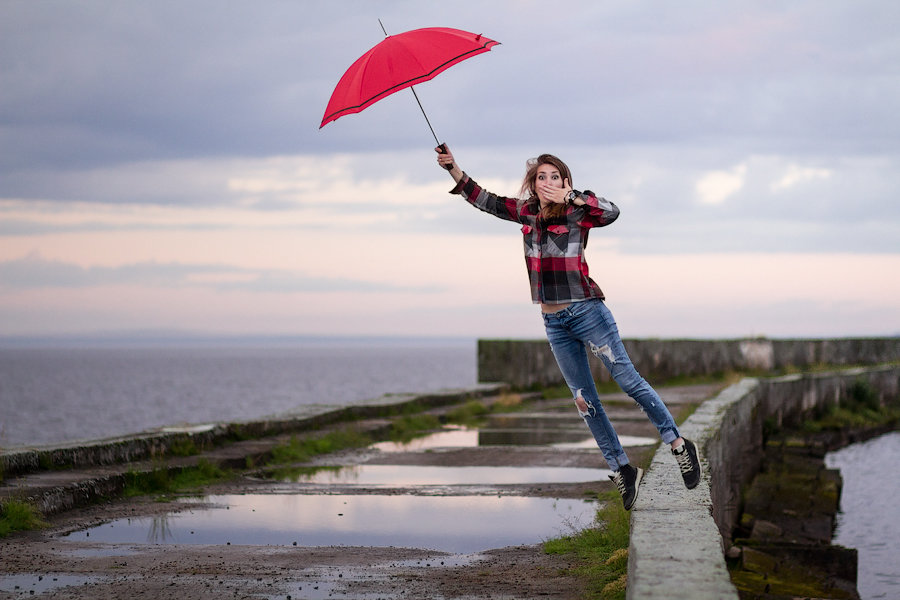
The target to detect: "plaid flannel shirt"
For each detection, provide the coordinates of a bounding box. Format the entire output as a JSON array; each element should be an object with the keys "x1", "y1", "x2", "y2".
[{"x1": 450, "y1": 174, "x2": 620, "y2": 305}]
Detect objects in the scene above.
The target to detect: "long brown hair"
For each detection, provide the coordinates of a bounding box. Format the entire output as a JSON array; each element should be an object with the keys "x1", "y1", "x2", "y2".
[{"x1": 520, "y1": 154, "x2": 573, "y2": 220}]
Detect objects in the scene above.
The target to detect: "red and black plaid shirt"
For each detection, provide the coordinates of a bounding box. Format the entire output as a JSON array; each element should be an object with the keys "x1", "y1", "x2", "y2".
[{"x1": 450, "y1": 174, "x2": 620, "y2": 305}]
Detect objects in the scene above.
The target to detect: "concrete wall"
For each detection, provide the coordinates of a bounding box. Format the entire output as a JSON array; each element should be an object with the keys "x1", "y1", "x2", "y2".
[
  {"x1": 478, "y1": 337, "x2": 900, "y2": 387},
  {"x1": 626, "y1": 365, "x2": 900, "y2": 599}
]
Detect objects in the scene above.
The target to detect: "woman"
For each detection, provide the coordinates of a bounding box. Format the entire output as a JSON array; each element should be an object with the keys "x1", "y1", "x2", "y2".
[{"x1": 436, "y1": 145, "x2": 701, "y2": 510}]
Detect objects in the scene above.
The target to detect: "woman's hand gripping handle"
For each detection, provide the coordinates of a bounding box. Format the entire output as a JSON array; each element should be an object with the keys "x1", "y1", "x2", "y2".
[{"x1": 435, "y1": 144, "x2": 464, "y2": 184}]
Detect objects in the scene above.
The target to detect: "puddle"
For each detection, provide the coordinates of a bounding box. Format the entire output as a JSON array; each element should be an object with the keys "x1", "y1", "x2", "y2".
[
  {"x1": 371, "y1": 426, "x2": 479, "y2": 452},
  {"x1": 553, "y1": 435, "x2": 657, "y2": 449},
  {"x1": 64, "y1": 494, "x2": 597, "y2": 553},
  {"x1": 0, "y1": 574, "x2": 103, "y2": 596},
  {"x1": 372, "y1": 424, "x2": 657, "y2": 451},
  {"x1": 279, "y1": 464, "x2": 611, "y2": 486}
]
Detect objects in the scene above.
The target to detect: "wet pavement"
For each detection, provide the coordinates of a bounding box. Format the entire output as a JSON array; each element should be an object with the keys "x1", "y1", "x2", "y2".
[{"x1": 0, "y1": 383, "x2": 722, "y2": 599}]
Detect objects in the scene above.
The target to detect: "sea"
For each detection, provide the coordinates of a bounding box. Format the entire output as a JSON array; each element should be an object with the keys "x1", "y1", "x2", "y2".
[
  {"x1": 0, "y1": 337, "x2": 476, "y2": 449},
  {"x1": 826, "y1": 431, "x2": 900, "y2": 600}
]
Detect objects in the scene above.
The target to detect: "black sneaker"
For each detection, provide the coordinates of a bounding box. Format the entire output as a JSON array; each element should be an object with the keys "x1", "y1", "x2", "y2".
[
  {"x1": 672, "y1": 438, "x2": 701, "y2": 489},
  {"x1": 609, "y1": 463, "x2": 643, "y2": 510}
]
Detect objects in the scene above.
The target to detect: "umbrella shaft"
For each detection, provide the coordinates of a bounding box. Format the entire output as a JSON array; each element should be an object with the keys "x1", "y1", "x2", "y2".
[
  {"x1": 378, "y1": 19, "x2": 442, "y2": 148},
  {"x1": 409, "y1": 86, "x2": 441, "y2": 147}
]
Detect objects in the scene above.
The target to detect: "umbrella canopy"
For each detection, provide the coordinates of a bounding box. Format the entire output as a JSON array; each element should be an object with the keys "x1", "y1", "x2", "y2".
[{"x1": 320, "y1": 27, "x2": 500, "y2": 129}]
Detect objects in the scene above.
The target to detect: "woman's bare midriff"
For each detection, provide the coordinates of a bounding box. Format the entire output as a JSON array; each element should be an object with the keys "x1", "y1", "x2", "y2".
[{"x1": 541, "y1": 302, "x2": 572, "y2": 314}]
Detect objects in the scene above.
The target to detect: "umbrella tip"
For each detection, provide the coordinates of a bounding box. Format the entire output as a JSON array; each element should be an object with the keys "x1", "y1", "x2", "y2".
[{"x1": 475, "y1": 33, "x2": 482, "y2": 40}]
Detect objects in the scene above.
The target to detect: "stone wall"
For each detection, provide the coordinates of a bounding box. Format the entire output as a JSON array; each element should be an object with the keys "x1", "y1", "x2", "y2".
[{"x1": 477, "y1": 337, "x2": 900, "y2": 387}]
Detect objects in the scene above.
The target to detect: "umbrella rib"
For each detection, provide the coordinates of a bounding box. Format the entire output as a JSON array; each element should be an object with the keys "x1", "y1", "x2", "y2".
[{"x1": 321, "y1": 40, "x2": 498, "y2": 125}]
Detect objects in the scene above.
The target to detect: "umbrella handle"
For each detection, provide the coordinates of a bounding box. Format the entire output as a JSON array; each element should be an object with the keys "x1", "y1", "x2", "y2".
[{"x1": 437, "y1": 143, "x2": 453, "y2": 171}]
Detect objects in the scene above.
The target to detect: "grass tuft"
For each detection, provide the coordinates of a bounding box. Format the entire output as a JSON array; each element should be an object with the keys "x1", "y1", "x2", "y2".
[
  {"x1": 0, "y1": 500, "x2": 48, "y2": 537},
  {"x1": 123, "y1": 459, "x2": 232, "y2": 498},
  {"x1": 543, "y1": 490, "x2": 630, "y2": 599},
  {"x1": 445, "y1": 400, "x2": 490, "y2": 425},
  {"x1": 801, "y1": 379, "x2": 900, "y2": 433},
  {"x1": 268, "y1": 428, "x2": 373, "y2": 465},
  {"x1": 168, "y1": 437, "x2": 200, "y2": 457},
  {"x1": 390, "y1": 414, "x2": 442, "y2": 443},
  {"x1": 492, "y1": 391, "x2": 524, "y2": 410}
]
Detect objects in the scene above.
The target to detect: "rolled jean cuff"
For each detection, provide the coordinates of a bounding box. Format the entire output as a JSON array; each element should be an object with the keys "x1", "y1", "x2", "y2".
[
  {"x1": 660, "y1": 428, "x2": 680, "y2": 445},
  {"x1": 610, "y1": 452, "x2": 630, "y2": 471}
]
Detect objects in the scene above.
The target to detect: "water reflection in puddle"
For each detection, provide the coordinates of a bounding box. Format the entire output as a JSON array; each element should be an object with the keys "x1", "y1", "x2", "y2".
[
  {"x1": 286, "y1": 465, "x2": 610, "y2": 486},
  {"x1": 64, "y1": 494, "x2": 597, "y2": 553},
  {"x1": 371, "y1": 426, "x2": 478, "y2": 452},
  {"x1": 372, "y1": 424, "x2": 656, "y2": 452},
  {"x1": 553, "y1": 435, "x2": 657, "y2": 449}
]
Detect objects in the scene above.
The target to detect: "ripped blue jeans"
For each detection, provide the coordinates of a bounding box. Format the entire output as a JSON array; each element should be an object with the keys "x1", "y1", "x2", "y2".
[{"x1": 542, "y1": 298, "x2": 680, "y2": 471}]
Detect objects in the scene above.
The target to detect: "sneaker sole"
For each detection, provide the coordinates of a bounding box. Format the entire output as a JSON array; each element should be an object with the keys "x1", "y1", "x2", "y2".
[
  {"x1": 686, "y1": 443, "x2": 701, "y2": 490},
  {"x1": 625, "y1": 467, "x2": 644, "y2": 510}
]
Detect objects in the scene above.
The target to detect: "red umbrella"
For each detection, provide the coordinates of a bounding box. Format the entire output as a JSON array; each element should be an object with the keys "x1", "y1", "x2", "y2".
[{"x1": 320, "y1": 24, "x2": 499, "y2": 157}]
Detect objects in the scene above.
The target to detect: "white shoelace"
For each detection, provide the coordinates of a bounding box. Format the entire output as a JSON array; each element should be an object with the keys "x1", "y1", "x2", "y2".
[
  {"x1": 674, "y1": 447, "x2": 694, "y2": 474},
  {"x1": 611, "y1": 471, "x2": 627, "y2": 495}
]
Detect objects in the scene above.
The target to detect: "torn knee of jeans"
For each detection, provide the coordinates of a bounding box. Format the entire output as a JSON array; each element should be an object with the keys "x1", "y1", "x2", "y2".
[
  {"x1": 589, "y1": 341, "x2": 617, "y2": 364},
  {"x1": 573, "y1": 390, "x2": 594, "y2": 417}
]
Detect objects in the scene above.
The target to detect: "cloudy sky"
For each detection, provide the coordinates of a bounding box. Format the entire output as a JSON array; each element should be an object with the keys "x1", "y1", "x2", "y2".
[{"x1": 1, "y1": 0, "x2": 898, "y2": 340}]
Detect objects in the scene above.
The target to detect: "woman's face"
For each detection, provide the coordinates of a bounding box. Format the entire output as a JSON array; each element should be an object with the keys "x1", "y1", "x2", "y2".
[{"x1": 535, "y1": 163, "x2": 562, "y2": 203}]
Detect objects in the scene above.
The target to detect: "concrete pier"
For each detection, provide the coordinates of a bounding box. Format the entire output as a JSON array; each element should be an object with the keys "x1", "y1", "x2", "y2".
[{"x1": 627, "y1": 366, "x2": 900, "y2": 599}]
